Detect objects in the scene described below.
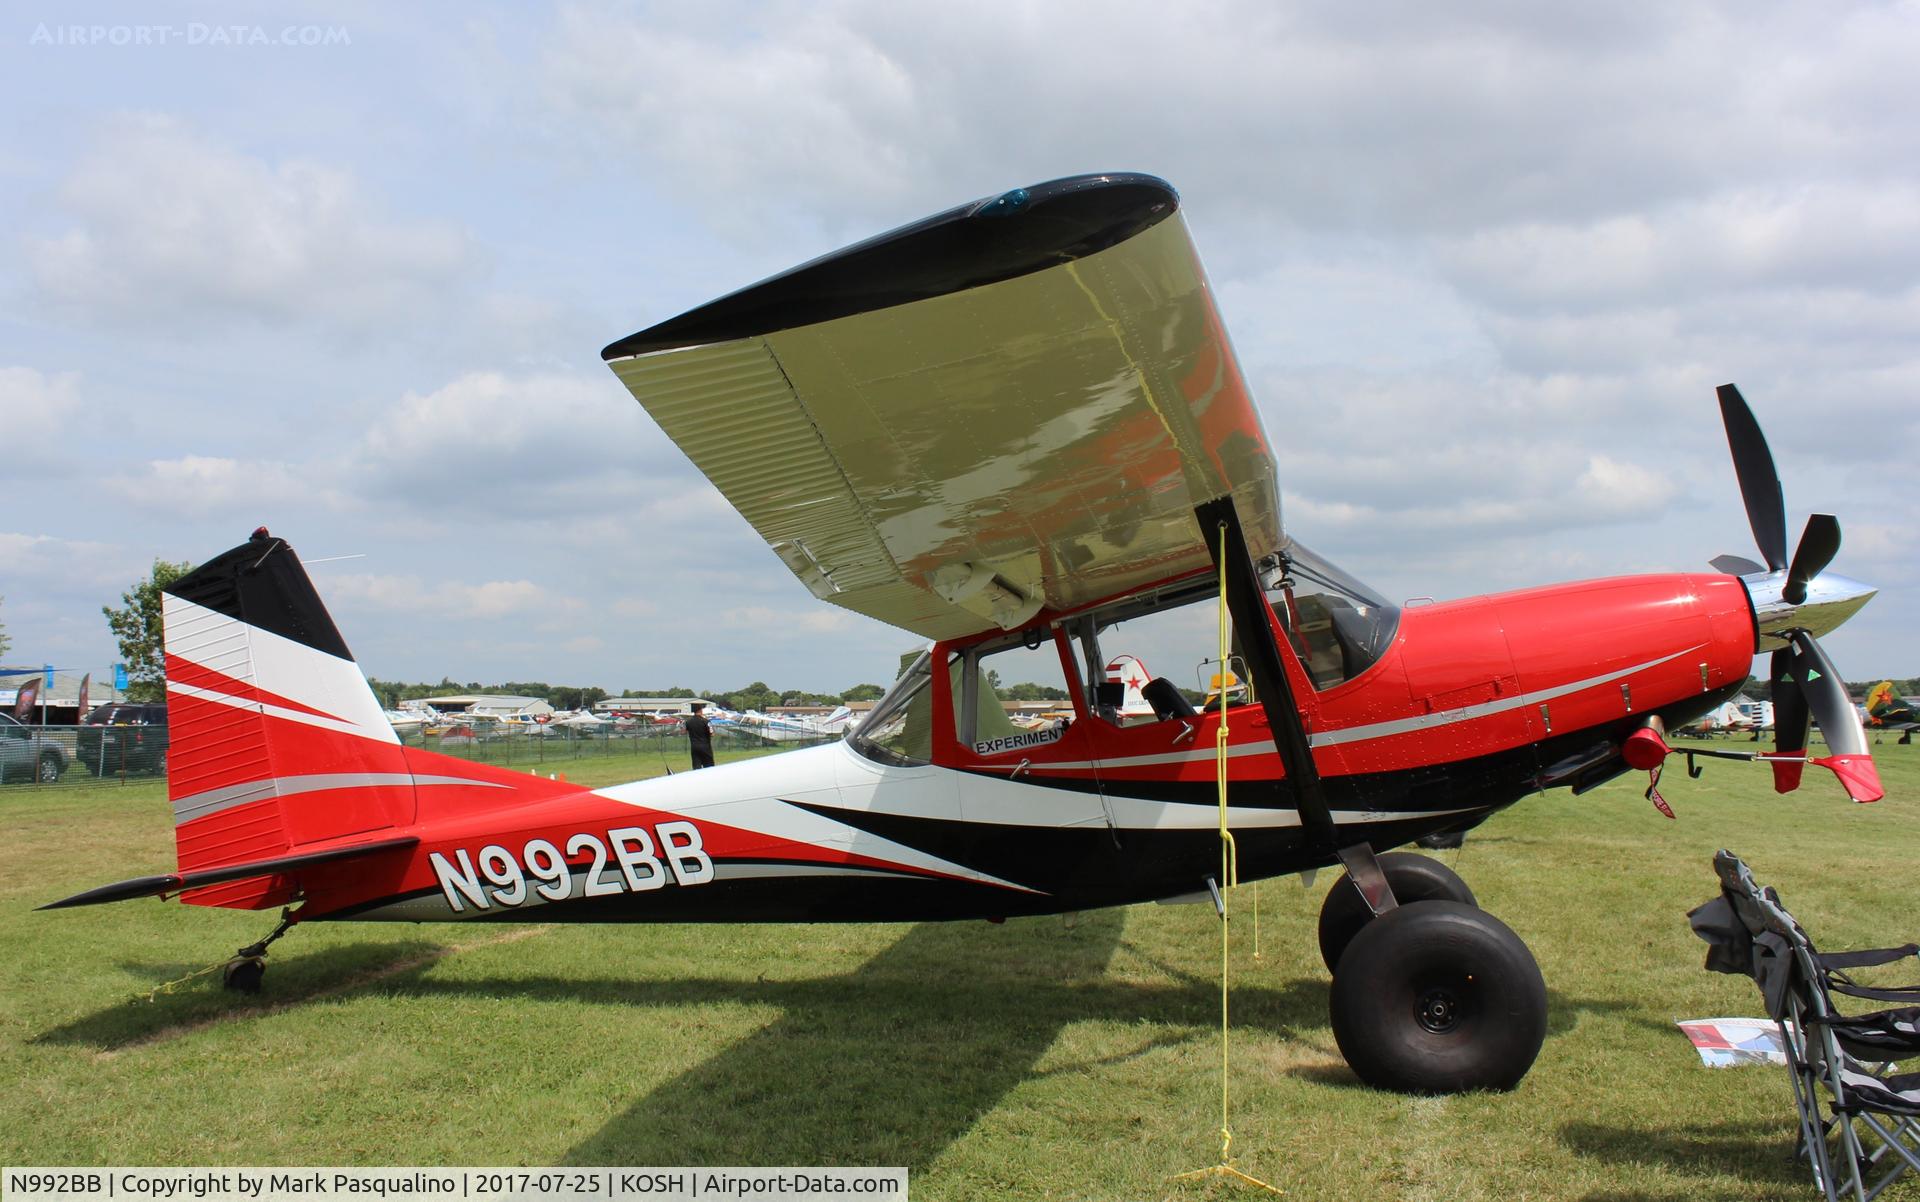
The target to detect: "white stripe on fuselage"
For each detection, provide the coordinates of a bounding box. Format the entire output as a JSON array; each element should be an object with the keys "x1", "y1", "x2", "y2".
[
  {"x1": 595, "y1": 745, "x2": 1042, "y2": 893},
  {"x1": 593, "y1": 741, "x2": 1478, "y2": 855}
]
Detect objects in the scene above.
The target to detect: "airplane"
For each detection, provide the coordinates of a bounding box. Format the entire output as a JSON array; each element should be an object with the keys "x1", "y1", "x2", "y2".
[
  {"x1": 1671, "y1": 700, "x2": 1754, "y2": 738},
  {"x1": 1865, "y1": 681, "x2": 1919, "y2": 744},
  {"x1": 40, "y1": 173, "x2": 1885, "y2": 1097}
]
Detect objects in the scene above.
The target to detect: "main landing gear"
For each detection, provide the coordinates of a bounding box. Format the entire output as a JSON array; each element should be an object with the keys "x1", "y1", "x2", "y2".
[{"x1": 1318, "y1": 849, "x2": 1547, "y2": 1094}]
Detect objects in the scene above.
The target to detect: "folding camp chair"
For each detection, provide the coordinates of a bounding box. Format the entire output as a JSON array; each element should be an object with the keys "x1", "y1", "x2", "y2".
[{"x1": 1691, "y1": 851, "x2": 1920, "y2": 1200}]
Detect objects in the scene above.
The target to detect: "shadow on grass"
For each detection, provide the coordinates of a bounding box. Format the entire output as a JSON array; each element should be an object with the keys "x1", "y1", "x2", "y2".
[
  {"x1": 1561, "y1": 1116, "x2": 1805, "y2": 1199},
  {"x1": 33, "y1": 938, "x2": 452, "y2": 1051},
  {"x1": 329, "y1": 913, "x2": 1334, "y2": 1169}
]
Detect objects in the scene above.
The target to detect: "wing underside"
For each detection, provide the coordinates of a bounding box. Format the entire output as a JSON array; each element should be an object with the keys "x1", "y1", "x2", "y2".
[{"x1": 605, "y1": 174, "x2": 1280, "y2": 640}]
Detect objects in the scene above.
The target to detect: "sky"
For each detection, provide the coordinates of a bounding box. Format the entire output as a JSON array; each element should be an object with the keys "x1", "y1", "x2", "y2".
[{"x1": 1, "y1": 1, "x2": 1916, "y2": 695}]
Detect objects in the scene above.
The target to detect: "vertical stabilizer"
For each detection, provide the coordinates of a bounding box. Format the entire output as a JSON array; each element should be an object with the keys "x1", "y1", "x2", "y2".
[{"x1": 162, "y1": 530, "x2": 416, "y2": 908}]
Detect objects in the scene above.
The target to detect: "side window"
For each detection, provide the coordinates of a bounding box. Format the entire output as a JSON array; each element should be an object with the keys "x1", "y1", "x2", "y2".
[
  {"x1": 850, "y1": 650, "x2": 955, "y2": 767},
  {"x1": 1084, "y1": 589, "x2": 1218, "y2": 725},
  {"x1": 959, "y1": 632, "x2": 1077, "y2": 752}
]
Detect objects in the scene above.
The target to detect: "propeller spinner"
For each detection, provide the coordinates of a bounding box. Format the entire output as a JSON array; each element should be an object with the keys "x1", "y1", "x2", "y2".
[{"x1": 1715, "y1": 384, "x2": 1882, "y2": 802}]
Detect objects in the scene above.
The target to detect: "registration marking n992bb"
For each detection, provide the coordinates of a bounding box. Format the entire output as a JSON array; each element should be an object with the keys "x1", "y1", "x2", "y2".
[{"x1": 428, "y1": 822, "x2": 712, "y2": 912}]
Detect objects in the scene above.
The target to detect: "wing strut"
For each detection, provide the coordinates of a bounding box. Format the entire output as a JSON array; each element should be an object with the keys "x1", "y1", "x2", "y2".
[{"x1": 1195, "y1": 497, "x2": 1336, "y2": 853}]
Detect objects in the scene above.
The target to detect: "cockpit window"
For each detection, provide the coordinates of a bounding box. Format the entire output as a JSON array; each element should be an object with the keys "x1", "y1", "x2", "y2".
[
  {"x1": 849, "y1": 649, "x2": 944, "y2": 766},
  {"x1": 1264, "y1": 538, "x2": 1400, "y2": 691}
]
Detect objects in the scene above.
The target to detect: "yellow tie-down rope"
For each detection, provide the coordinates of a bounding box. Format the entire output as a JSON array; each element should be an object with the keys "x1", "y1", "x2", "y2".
[{"x1": 1174, "y1": 521, "x2": 1282, "y2": 1195}]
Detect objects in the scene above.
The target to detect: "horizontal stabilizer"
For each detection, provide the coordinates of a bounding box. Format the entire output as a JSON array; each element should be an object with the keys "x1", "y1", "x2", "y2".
[{"x1": 37, "y1": 836, "x2": 418, "y2": 910}]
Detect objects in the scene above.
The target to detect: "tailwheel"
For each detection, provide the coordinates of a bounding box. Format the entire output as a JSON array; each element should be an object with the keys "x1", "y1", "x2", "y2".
[
  {"x1": 219, "y1": 907, "x2": 296, "y2": 993},
  {"x1": 1317, "y1": 851, "x2": 1476, "y2": 973},
  {"x1": 222, "y1": 956, "x2": 266, "y2": 993},
  {"x1": 1329, "y1": 901, "x2": 1547, "y2": 1094}
]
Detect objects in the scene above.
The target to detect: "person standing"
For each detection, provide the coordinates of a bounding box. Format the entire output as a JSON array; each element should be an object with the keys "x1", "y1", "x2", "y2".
[{"x1": 684, "y1": 701, "x2": 715, "y2": 770}]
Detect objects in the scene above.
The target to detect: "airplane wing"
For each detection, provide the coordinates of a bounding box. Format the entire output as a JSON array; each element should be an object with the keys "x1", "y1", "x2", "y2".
[{"x1": 603, "y1": 173, "x2": 1280, "y2": 641}]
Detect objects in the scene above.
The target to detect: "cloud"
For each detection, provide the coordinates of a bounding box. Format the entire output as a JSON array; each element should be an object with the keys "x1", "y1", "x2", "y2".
[
  {"x1": 719, "y1": 605, "x2": 858, "y2": 635},
  {"x1": 0, "y1": 532, "x2": 143, "y2": 591},
  {"x1": 0, "y1": 367, "x2": 81, "y2": 460},
  {"x1": 352, "y1": 368, "x2": 680, "y2": 512},
  {"x1": 531, "y1": 1, "x2": 1920, "y2": 238},
  {"x1": 326, "y1": 572, "x2": 584, "y2": 621},
  {"x1": 24, "y1": 114, "x2": 478, "y2": 334},
  {"x1": 1441, "y1": 186, "x2": 1920, "y2": 312},
  {"x1": 110, "y1": 455, "x2": 350, "y2": 518}
]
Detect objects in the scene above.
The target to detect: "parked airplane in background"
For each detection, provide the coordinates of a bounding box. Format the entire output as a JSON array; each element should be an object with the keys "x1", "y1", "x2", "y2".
[
  {"x1": 1865, "y1": 681, "x2": 1919, "y2": 744},
  {"x1": 41, "y1": 174, "x2": 1884, "y2": 1097},
  {"x1": 1673, "y1": 700, "x2": 1754, "y2": 738}
]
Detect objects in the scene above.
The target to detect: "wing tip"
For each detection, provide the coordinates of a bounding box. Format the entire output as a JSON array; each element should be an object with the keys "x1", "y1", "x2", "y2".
[{"x1": 602, "y1": 172, "x2": 1180, "y2": 361}]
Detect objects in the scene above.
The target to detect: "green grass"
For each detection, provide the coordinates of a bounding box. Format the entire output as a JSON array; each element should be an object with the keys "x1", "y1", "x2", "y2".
[{"x1": 4, "y1": 738, "x2": 1919, "y2": 1199}]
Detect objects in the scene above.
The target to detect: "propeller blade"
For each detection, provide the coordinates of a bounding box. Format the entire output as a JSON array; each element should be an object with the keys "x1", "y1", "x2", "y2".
[
  {"x1": 1711, "y1": 554, "x2": 1765, "y2": 576},
  {"x1": 1770, "y1": 646, "x2": 1809, "y2": 793},
  {"x1": 1717, "y1": 384, "x2": 1789, "y2": 572},
  {"x1": 1782, "y1": 513, "x2": 1842, "y2": 606},
  {"x1": 1788, "y1": 630, "x2": 1883, "y2": 802}
]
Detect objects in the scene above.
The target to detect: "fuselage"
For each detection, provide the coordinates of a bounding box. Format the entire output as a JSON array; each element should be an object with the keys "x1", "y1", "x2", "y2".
[{"x1": 273, "y1": 569, "x2": 1757, "y2": 925}]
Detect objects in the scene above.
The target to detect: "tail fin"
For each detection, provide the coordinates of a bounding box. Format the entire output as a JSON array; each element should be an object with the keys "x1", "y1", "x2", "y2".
[
  {"x1": 1866, "y1": 681, "x2": 1896, "y2": 717},
  {"x1": 161, "y1": 529, "x2": 416, "y2": 908}
]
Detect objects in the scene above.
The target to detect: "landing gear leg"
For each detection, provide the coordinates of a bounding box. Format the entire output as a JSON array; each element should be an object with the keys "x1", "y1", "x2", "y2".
[
  {"x1": 222, "y1": 908, "x2": 297, "y2": 993},
  {"x1": 1318, "y1": 847, "x2": 1477, "y2": 972}
]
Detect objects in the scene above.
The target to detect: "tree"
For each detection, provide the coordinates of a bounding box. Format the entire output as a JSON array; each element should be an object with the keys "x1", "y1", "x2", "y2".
[
  {"x1": 840, "y1": 683, "x2": 885, "y2": 702},
  {"x1": 103, "y1": 559, "x2": 192, "y2": 702},
  {"x1": 0, "y1": 594, "x2": 10, "y2": 661}
]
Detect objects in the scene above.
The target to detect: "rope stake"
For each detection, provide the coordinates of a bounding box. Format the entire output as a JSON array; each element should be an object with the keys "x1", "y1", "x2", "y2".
[{"x1": 1174, "y1": 521, "x2": 1281, "y2": 1195}]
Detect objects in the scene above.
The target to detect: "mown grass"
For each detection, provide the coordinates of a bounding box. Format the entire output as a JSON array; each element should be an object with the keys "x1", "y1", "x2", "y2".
[{"x1": 4, "y1": 738, "x2": 1918, "y2": 1200}]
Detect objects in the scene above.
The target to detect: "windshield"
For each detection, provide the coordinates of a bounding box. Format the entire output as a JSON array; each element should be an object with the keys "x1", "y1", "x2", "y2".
[
  {"x1": 849, "y1": 648, "x2": 941, "y2": 766},
  {"x1": 1264, "y1": 538, "x2": 1400, "y2": 690}
]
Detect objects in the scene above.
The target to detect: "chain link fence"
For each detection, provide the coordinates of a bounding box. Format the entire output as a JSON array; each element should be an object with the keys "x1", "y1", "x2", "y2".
[{"x1": 0, "y1": 720, "x2": 841, "y2": 789}]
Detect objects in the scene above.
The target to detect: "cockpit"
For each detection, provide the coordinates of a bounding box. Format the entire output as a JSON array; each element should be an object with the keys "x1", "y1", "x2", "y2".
[{"x1": 849, "y1": 538, "x2": 1401, "y2": 767}]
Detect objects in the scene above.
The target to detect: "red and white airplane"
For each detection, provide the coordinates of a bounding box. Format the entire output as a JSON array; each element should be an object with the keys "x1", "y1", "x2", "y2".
[{"x1": 43, "y1": 174, "x2": 1883, "y2": 1095}]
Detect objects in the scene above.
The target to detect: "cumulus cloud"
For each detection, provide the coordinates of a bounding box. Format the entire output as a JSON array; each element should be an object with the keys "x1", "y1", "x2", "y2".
[
  {"x1": 0, "y1": 532, "x2": 142, "y2": 590},
  {"x1": 353, "y1": 368, "x2": 680, "y2": 512},
  {"x1": 25, "y1": 114, "x2": 477, "y2": 333},
  {"x1": 0, "y1": 367, "x2": 80, "y2": 460},
  {"x1": 110, "y1": 455, "x2": 350, "y2": 518},
  {"x1": 326, "y1": 572, "x2": 584, "y2": 622},
  {"x1": 532, "y1": 0, "x2": 1920, "y2": 237},
  {"x1": 1442, "y1": 186, "x2": 1920, "y2": 311}
]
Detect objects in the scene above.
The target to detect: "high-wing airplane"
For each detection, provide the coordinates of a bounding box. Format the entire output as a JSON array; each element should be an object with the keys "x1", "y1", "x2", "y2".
[
  {"x1": 41, "y1": 174, "x2": 1884, "y2": 1097},
  {"x1": 1865, "y1": 681, "x2": 1919, "y2": 743}
]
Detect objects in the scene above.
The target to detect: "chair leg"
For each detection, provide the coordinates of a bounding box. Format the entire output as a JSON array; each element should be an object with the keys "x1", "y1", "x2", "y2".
[{"x1": 1847, "y1": 1112, "x2": 1920, "y2": 1202}]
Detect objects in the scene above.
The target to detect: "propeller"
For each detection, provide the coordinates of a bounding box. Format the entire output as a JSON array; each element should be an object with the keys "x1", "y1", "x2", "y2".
[
  {"x1": 1783, "y1": 513, "x2": 1840, "y2": 605},
  {"x1": 1715, "y1": 383, "x2": 1882, "y2": 803},
  {"x1": 1717, "y1": 384, "x2": 1788, "y2": 571}
]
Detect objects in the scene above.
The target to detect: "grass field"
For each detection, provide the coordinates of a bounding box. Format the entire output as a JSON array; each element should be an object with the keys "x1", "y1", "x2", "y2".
[{"x1": 4, "y1": 738, "x2": 1918, "y2": 1200}]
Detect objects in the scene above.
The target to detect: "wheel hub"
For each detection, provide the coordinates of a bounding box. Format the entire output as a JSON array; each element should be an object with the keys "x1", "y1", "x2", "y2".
[{"x1": 1417, "y1": 986, "x2": 1461, "y2": 1033}]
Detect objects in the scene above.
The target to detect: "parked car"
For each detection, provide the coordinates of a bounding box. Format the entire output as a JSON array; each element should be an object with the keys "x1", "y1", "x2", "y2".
[
  {"x1": 0, "y1": 712, "x2": 68, "y2": 783},
  {"x1": 77, "y1": 702, "x2": 170, "y2": 777}
]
